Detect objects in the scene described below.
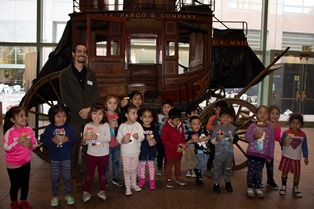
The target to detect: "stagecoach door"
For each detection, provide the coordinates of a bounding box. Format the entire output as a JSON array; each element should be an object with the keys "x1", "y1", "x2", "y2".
[{"x1": 271, "y1": 51, "x2": 314, "y2": 114}]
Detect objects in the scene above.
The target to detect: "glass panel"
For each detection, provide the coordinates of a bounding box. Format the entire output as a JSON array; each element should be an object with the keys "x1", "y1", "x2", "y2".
[
  {"x1": 130, "y1": 38, "x2": 156, "y2": 63},
  {"x1": 96, "y1": 41, "x2": 107, "y2": 56},
  {"x1": 0, "y1": 46, "x2": 36, "y2": 114},
  {"x1": 0, "y1": 0, "x2": 36, "y2": 42},
  {"x1": 42, "y1": 0, "x2": 72, "y2": 43},
  {"x1": 178, "y1": 43, "x2": 189, "y2": 74},
  {"x1": 166, "y1": 40, "x2": 175, "y2": 57},
  {"x1": 110, "y1": 40, "x2": 120, "y2": 56}
]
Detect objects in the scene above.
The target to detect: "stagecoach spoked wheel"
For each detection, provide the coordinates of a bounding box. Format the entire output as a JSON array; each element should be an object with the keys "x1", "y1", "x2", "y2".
[
  {"x1": 21, "y1": 71, "x2": 62, "y2": 163},
  {"x1": 199, "y1": 98, "x2": 257, "y2": 170}
]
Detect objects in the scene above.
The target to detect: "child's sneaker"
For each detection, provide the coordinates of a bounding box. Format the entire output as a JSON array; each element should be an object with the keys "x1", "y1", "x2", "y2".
[
  {"x1": 279, "y1": 185, "x2": 287, "y2": 195},
  {"x1": 247, "y1": 188, "x2": 255, "y2": 197},
  {"x1": 125, "y1": 187, "x2": 132, "y2": 196},
  {"x1": 65, "y1": 195, "x2": 75, "y2": 205},
  {"x1": 50, "y1": 197, "x2": 59, "y2": 207},
  {"x1": 112, "y1": 178, "x2": 123, "y2": 187},
  {"x1": 176, "y1": 177, "x2": 186, "y2": 186},
  {"x1": 138, "y1": 178, "x2": 146, "y2": 188},
  {"x1": 82, "y1": 191, "x2": 91, "y2": 203},
  {"x1": 293, "y1": 186, "x2": 302, "y2": 198},
  {"x1": 225, "y1": 182, "x2": 233, "y2": 192},
  {"x1": 213, "y1": 184, "x2": 220, "y2": 193},
  {"x1": 256, "y1": 189, "x2": 265, "y2": 198},
  {"x1": 166, "y1": 179, "x2": 173, "y2": 188},
  {"x1": 186, "y1": 170, "x2": 191, "y2": 177},
  {"x1": 131, "y1": 184, "x2": 142, "y2": 192},
  {"x1": 20, "y1": 200, "x2": 33, "y2": 209},
  {"x1": 156, "y1": 169, "x2": 163, "y2": 176},
  {"x1": 97, "y1": 190, "x2": 107, "y2": 200},
  {"x1": 10, "y1": 200, "x2": 20, "y2": 209},
  {"x1": 149, "y1": 180, "x2": 155, "y2": 190},
  {"x1": 191, "y1": 169, "x2": 196, "y2": 178},
  {"x1": 266, "y1": 180, "x2": 278, "y2": 190}
]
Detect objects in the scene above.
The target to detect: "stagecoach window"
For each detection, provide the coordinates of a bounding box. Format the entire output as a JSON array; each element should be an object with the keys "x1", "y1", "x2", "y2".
[
  {"x1": 110, "y1": 40, "x2": 120, "y2": 56},
  {"x1": 96, "y1": 41, "x2": 108, "y2": 56},
  {"x1": 166, "y1": 40, "x2": 175, "y2": 57}
]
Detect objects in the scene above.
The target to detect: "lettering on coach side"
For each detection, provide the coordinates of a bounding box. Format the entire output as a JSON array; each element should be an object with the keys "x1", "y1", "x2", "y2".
[{"x1": 119, "y1": 13, "x2": 197, "y2": 20}]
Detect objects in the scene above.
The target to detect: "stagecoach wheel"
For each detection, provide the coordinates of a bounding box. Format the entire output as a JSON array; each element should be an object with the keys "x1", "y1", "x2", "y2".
[
  {"x1": 199, "y1": 98, "x2": 257, "y2": 170},
  {"x1": 209, "y1": 85, "x2": 226, "y2": 100},
  {"x1": 21, "y1": 71, "x2": 62, "y2": 163}
]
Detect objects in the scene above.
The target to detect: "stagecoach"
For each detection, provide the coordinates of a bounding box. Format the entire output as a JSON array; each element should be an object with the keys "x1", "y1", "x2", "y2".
[{"x1": 20, "y1": 0, "x2": 289, "y2": 169}]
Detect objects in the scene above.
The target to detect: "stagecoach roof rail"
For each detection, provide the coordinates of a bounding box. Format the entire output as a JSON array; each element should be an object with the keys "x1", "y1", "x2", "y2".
[
  {"x1": 213, "y1": 20, "x2": 248, "y2": 36},
  {"x1": 234, "y1": 47, "x2": 290, "y2": 99}
]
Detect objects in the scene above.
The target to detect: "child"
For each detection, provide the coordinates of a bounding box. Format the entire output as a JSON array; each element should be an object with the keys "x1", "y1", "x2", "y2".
[
  {"x1": 183, "y1": 105, "x2": 199, "y2": 178},
  {"x1": 245, "y1": 105, "x2": 275, "y2": 198},
  {"x1": 82, "y1": 103, "x2": 111, "y2": 202},
  {"x1": 186, "y1": 116, "x2": 211, "y2": 186},
  {"x1": 211, "y1": 105, "x2": 236, "y2": 193},
  {"x1": 3, "y1": 106, "x2": 37, "y2": 209},
  {"x1": 117, "y1": 104, "x2": 145, "y2": 196},
  {"x1": 42, "y1": 104, "x2": 76, "y2": 207},
  {"x1": 120, "y1": 91, "x2": 144, "y2": 122},
  {"x1": 104, "y1": 95, "x2": 123, "y2": 187},
  {"x1": 156, "y1": 99, "x2": 173, "y2": 176},
  {"x1": 265, "y1": 105, "x2": 281, "y2": 190},
  {"x1": 206, "y1": 100, "x2": 228, "y2": 177},
  {"x1": 278, "y1": 113, "x2": 309, "y2": 198},
  {"x1": 161, "y1": 108, "x2": 186, "y2": 188},
  {"x1": 138, "y1": 108, "x2": 160, "y2": 190}
]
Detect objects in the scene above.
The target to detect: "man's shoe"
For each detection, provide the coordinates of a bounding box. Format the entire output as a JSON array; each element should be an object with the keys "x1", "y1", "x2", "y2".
[
  {"x1": 279, "y1": 185, "x2": 287, "y2": 195},
  {"x1": 112, "y1": 178, "x2": 123, "y2": 187},
  {"x1": 82, "y1": 191, "x2": 91, "y2": 203},
  {"x1": 225, "y1": 182, "x2": 233, "y2": 192},
  {"x1": 266, "y1": 180, "x2": 278, "y2": 190},
  {"x1": 50, "y1": 197, "x2": 59, "y2": 207},
  {"x1": 65, "y1": 195, "x2": 75, "y2": 205},
  {"x1": 166, "y1": 179, "x2": 173, "y2": 188},
  {"x1": 213, "y1": 184, "x2": 220, "y2": 193},
  {"x1": 176, "y1": 177, "x2": 186, "y2": 186},
  {"x1": 293, "y1": 186, "x2": 302, "y2": 198},
  {"x1": 97, "y1": 190, "x2": 107, "y2": 200}
]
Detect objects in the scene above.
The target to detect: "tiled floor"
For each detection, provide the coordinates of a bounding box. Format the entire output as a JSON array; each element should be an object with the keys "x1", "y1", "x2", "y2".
[{"x1": 0, "y1": 126, "x2": 313, "y2": 209}]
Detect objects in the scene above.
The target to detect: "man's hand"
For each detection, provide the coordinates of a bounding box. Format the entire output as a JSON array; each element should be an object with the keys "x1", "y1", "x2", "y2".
[{"x1": 79, "y1": 107, "x2": 91, "y2": 119}]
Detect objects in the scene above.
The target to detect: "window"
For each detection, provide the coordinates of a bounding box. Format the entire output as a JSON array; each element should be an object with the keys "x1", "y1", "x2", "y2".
[{"x1": 282, "y1": 32, "x2": 314, "y2": 51}]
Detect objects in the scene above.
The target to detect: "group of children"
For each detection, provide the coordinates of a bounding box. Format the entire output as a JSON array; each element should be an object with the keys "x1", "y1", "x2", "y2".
[{"x1": 2, "y1": 92, "x2": 309, "y2": 208}]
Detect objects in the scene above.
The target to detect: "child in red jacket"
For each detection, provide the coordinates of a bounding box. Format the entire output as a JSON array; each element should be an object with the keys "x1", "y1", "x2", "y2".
[{"x1": 161, "y1": 108, "x2": 186, "y2": 188}]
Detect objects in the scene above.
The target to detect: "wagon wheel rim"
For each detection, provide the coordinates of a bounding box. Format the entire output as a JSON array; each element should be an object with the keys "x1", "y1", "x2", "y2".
[
  {"x1": 21, "y1": 71, "x2": 62, "y2": 163},
  {"x1": 199, "y1": 98, "x2": 257, "y2": 170}
]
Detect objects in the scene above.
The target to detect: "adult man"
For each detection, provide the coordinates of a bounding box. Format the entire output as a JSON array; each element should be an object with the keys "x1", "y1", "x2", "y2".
[{"x1": 60, "y1": 43, "x2": 99, "y2": 188}]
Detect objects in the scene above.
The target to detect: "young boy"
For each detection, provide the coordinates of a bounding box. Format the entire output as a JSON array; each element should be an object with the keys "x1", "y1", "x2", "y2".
[
  {"x1": 161, "y1": 108, "x2": 186, "y2": 188},
  {"x1": 186, "y1": 116, "x2": 211, "y2": 186},
  {"x1": 183, "y1": 105, "x2": 199, "y2": 178},
  {"x1": 206, "y1": 101, "x2": 228, "y2": 177},
  {"x1": 156, "y1": 99, "x2": 173, "y2": 176},
  {"x1": 211, "y1": 105, "x2": 236, "y2": 193}
]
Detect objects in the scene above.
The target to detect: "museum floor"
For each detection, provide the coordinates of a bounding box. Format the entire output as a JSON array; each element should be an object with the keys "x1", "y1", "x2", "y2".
[{"x1": 0, "y1": 126, "x2": 313, "y2": 209}]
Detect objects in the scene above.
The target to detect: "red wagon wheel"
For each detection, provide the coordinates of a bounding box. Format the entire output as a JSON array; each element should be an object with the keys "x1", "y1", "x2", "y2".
[
  {"x1": 199, "y1": 98, "x2": 257, "y2": 170},
  {"x1": 21, "y1": 71, "x2": 62, "y2": 163}
]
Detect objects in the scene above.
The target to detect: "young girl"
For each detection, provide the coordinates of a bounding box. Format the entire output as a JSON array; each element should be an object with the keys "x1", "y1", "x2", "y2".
[
  {"x1": 117, "y1": 104, "x2": 144, "y2": 196},
  {"x1": 278, "y1": 114, "x2": 309, "y2": 198},
  {"x1": 120, "y1": 91, "x2": 144, "y2": 122},
  {"x1": 265, "y1": 105, "x2": 281, "y2": 190},
  {"x1": 138, "y1": 108, "x2": 159, "y2": 190},
  {"x1": 82, "y1": 103, "x2": 111, "y2": 202},
  {"x1": 104, "y1": 95, "x2": 123, "y2": 187},
  {"x1": 3, "y1": 106, "x2": 37, "y2": 209},
  {"x1": 245, "y1": 105, "x2": 275, "y2": 198},
  {"x1": 42, "y1": 104, "x2": 76, "y2": 206}
]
